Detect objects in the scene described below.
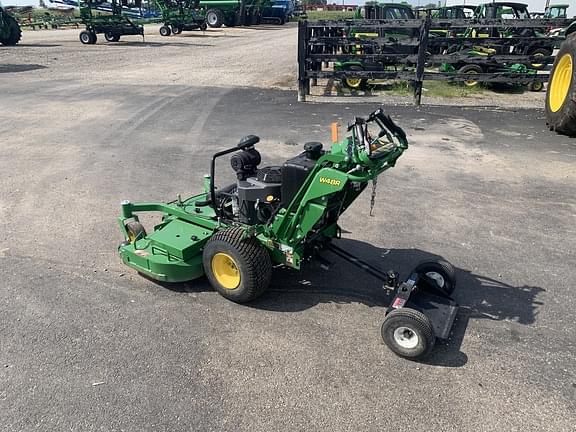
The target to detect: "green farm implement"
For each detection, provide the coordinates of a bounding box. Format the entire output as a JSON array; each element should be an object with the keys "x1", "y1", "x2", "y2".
[
  {"x1": 117, "y1": 108, "x2": 459, "y2": 360},
  {"x1": 155, "y1": 0, "x2": 206, "y2": 36},
  {"x1": 78, "y1": 0, "x2": 144, "y2": 44},
  {"x1": 0, "y1": 5, "x2": 21, "y2": 46}
]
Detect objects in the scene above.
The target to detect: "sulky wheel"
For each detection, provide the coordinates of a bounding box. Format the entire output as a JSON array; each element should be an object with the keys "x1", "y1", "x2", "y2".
[
  {"x1": 202, "y1": 227, "x2": 272, "y2": 303},
  {"x1": 159, "y1": 25, "x2": 172, "y2": 37},
  {"x1": 381, "y1": 308, "x2": 436, "y2": 360},
  {"x1": 413, "y1": 260, "x2": 456, "y2": 297},
  {"x1": 125, "y1": 221, "x2": 147, "y2": 244},
  {"x1": 199, "y1": 21, "x2": 207, "y2": 31},
  {"x1": 171, "y1": 26, "x2": 182, "y2": 34}
]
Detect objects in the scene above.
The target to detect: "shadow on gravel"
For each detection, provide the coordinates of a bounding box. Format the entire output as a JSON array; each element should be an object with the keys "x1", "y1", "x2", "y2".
[
  {"x1": 106, "y1": 41, "x2": 214, "y2": 48},
  {"x1": 14, "y1": 44, "x2": 62, "y2": 48},
  {"x1": 0, "y1": 64, "x2": 47, "y2": 73},
  {"x1": 155, "y1": 238, "x2": 544, "y2": 367}
]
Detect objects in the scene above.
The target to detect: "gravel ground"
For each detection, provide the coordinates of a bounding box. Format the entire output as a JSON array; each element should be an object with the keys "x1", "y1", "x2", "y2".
[
  {"x1": 1, "y1": 23, "x2": 575, "y2": 432},
  {"x1": 3, "y1": 24, "x2": 547, "y2": 108}
]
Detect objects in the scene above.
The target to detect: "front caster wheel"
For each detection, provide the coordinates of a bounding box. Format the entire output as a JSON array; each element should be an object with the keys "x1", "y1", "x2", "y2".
[
  {"x1": 159, "y1": 25, "x2": 171, "y2": 36},
  {"x1": 381, "y1": 308, "x2": 436, "y2": 360},
  {"x1": 125, "y1": 221, "x2": 147, "y2": 243},
  {"x1": 413, "y1": 260, "x2": 456, "y2": 296}
]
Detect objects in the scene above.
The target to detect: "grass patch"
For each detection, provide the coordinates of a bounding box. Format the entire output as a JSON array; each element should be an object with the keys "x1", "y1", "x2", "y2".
[
  {"x1": 386, "y1": 80, "x2": 485, "y2": 98},
  {"x1": 305, "y1": 10, "x2": 356, "y2": 21}
]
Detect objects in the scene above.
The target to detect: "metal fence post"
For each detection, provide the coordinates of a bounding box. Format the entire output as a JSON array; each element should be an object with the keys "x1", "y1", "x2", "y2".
[
  {"x1": 414, "y1": 16, "x2": 431, "y2": 106},
  {"x1": 298, "y1": 20, "x2": 309, "y2": 102}
]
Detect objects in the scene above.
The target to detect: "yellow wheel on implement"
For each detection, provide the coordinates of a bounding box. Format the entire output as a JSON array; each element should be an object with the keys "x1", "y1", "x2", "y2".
[
  {"x1": 211, "y1": 253, "x2": 241, "y2": 289},
  {"x1": 546, "y1": 33, "x2": 576, "y2": 136},
  {"x1": 548, "y1": 54, "x2": 573, "y2": 113}
]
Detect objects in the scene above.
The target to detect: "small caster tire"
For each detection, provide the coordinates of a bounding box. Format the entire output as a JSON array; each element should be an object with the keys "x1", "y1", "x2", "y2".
[
  {"x1": 159, "y1": 25, "x2": 172, "y2": 36},
  {"x1": 381, "y1": 308, "x2": 436, "y2": 360},
  {"x1": 172, "y1": 26, "x2": 182, "y2": 34},
  {"x1": 125, "y1": 221, "x2": 147, "y2": 243}
]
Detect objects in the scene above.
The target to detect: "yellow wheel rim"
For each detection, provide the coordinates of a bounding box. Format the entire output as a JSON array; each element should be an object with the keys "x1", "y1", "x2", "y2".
[
  {"x1": 531, "y1": 53, "x2": 545, "y2": 69},
  {"x1": 346, "y1": 77, "x2": 361, "y2": 88},
  {"x1": 549, "y1": 53, "x2": 573, "y2": 113},
  {"x1": 463, "y1": 72, "x2": 479, "y2": 87},
  {"x1": 211, "y1": 253, "x2": 241, "y2": 289}
]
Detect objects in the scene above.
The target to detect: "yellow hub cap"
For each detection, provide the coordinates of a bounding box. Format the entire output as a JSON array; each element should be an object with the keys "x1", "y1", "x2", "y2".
[
  {"x1": 549, "y1": 53, "x2": 573, "y2": 113},
  {"x1": 346, "y1": 77, "x2": 361, "y2": 88},
  {"x1": 211, "y1": 253, "x2": 241, "y2": 289}
]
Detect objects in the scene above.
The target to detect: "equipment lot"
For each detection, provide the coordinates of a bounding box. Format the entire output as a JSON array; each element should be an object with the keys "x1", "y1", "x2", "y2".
[{"x1": 1, "y1": 24, "x2": 576, "y2": 431}]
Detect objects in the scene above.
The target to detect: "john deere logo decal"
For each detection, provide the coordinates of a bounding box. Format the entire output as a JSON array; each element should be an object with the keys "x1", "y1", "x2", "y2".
[{"x1": 319, "y1": 177, "x2": 341, "y2": 187}]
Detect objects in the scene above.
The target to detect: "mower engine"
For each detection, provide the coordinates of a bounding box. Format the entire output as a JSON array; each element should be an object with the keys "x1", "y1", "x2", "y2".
[{"x1": 227, "y1": 141, "x2": 324, "y2": 225}]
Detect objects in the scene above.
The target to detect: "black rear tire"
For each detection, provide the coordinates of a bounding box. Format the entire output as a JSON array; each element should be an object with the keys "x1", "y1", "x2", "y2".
[
  {"x1": 381, "y1": 308, "x2": 436, "y2": 360},
  {"x1": 546, "y1": 34, "x2": 576, "y2": 136},
  {"x1": 413, "y1": 260, "x2": 456, "y2": 296},
  {"x1": 206, "y1": 9, "x2": 223, "y2": 28},
  {"x1": 203, "y1": 227, "x2": 272, "y2": 303}
]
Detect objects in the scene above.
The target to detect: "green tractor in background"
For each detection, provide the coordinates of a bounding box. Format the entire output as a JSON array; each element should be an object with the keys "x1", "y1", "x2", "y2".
[
  {"x1": 0, "y1": 4, "x2": 22, "y2": 46},
  {"x1": 116, "y1": 108, "x2": 460, "y2": 360},
  {"x1": 546, "y1": 26, "x2": 576, "y2": 136}
]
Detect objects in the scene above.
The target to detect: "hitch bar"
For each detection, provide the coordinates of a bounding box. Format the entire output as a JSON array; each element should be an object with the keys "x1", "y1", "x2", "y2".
[{"x1": 327, "y1": 243, "x2": 458, "y2": 340}]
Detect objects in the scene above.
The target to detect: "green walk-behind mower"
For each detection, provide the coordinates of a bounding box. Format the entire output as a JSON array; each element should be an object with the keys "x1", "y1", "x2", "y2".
[{"x1": 117, "y1": 108, "x2": 459, "y2": 360}]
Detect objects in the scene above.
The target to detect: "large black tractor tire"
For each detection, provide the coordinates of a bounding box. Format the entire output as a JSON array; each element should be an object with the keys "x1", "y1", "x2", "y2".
[
  {"x1": 546, "y1": 34, "x2": 576, "y2": 137},
  {"x1": 458, "y1": 64, "x2": 483, "y2": 87},
  {"x1": 413, "y1": 260, "x2": 457, "y2": 297},
  {"x1": 528, "y1": 47, "x2": 552, "y2": 71},
  {"x1": 203, "y1": 227, "x2": 272, "y2": 303},
  {"x1": 381, "y1": 308, "x2": 436, "y2": 360},
  {"x1": 0, "y1": 14, "x2": 21, "y2": 46},
  {"x1": 206, "y1": 9, "x2": 223, "y2": 28}
]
